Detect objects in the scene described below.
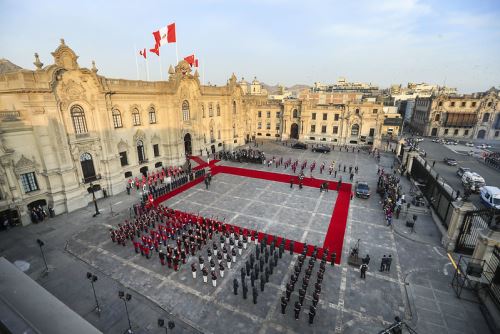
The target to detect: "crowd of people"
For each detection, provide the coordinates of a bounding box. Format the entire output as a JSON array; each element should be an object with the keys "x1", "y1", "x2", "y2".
[
  {"x1": 376, "y1": 168, "x2": 403, "y2": 227},
  {"x1": 29, "y1": 205, "x2": 49, "y2": 224},
  {"x1": 214, "y1": 149, "x2": 266, "y2": 164},
  {"x1": 485, "y1": 151, "x2": 500, "y2": 170}
]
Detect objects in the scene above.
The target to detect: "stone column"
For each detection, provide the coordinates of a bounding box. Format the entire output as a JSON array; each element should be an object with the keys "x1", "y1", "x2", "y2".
[
  {"x1": 404, "y1": 151, "x2": 419, "y2": 175},
  {"x1": 443, "y1": 201, "x2": 476, "y2": 251}
]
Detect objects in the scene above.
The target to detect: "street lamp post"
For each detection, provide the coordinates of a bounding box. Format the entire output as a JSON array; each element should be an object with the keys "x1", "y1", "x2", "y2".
[
  {"x1": 86, "y1": 272, "x2": 101, "y2": 315},
  {"x1": 89, "y1": 182, "x2": 100, "y2": 217},
  {"x1": 36, "y1": 239, "x2": 49, "y2": 275},
  {"x1": 118, "y1": 291, "x2": 133, "y2": 334}
]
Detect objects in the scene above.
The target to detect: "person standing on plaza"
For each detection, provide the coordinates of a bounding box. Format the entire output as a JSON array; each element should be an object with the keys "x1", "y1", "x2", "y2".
[
  {"x1": 380, "y1": 255, "x2": 387, "y2": 271},
  {"x1": 386, "y1": 255, "x2": 392, "y2": 272},
  {"x1": 360, "y1": 263, "x2": 368, "y2": 279}
]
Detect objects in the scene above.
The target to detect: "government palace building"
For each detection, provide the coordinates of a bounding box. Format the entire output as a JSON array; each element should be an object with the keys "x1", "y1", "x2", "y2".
[{"x1": 0, "y1": 40, "x2": 401, "y2": 225}]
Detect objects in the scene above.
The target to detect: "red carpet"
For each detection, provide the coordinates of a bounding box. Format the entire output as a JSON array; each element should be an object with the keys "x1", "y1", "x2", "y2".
[
  {"x1": 155, "y1": 162, "x2": 350, "y2": 263},
  {"x1": 189, "y1": 156, "x2": 220, "y2": 171},
  {"x1": 322, "y1": 183, "x2": 351, "y2": 264}
]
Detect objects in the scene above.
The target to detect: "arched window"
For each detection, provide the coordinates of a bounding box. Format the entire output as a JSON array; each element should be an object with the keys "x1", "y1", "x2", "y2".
[
  {"x1": 435, "y1": 114, "x2": 440, "y2": 122},
  {"x1": 210, "y1": 127, "x2": 214, "y2": 142},
  {"x1": 233, "y1": 101, "x2": 237, "y2": 114},
  {"x1": 112, "y1": 109, "x2": 122, "y2": 128},
  {"x1": 216, "y1": 104, "x2": 221, "y2": 116},
  {"x1": 351, "y1": 124, "x2": 359, "y2": 136},
  {"x1": 71, "y1": 105, "x2": 88, "y2": 134},
  {"x1": 132, "y1": 108, "x2": 141, "y2": 126},
  {"x1": 149, "y1": 107, "x2": 157, "y2": 124},
  {"x1": 80, "y1": 152, "x2": 96, "y2": 183},
  {"x1": 137, "y1": 140, "x2": 146, "y2": 163},
  {"x1": 292, "y1": 109, "x2": 298, "y2": 118},
  {"x1": 182, "y1": 101, "x2": 190, "y2": 121},
  {"x1": 209, "y1": 103, "x2": 214, "y2": 117},
  {"x1": 355, "y1": 108, "x2": 360, "y2": 115},
  {"x1": 482, "y1": 113, "x2": 490, "y2": 123},
  {"x1": 201, "y1": 104, "x2": 205, "y2": 118},
  {"x1": 233, "y1": 124, "x2": 236, "y2": 138}
]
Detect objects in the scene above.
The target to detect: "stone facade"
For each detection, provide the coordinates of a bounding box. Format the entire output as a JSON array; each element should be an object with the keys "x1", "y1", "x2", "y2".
[
  {"x1": 0, "y1": 40, "x2": 400, "y2": 225},
  {"x1": 411, "y1": 89, "x2": 500, "y2": 140}
]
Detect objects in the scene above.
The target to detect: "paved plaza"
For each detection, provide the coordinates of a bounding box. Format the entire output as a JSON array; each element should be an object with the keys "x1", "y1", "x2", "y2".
[{"x1": 0, "y1": 141, "x2": 492, "y2": 333}]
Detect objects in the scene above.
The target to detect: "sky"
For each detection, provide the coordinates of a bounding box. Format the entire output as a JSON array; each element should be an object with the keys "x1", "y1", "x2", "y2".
[{"x1": 1, "y1": 0, "x2": 499, "y2": 93}]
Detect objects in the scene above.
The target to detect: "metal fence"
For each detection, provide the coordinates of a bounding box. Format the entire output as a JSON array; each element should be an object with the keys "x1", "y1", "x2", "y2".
[
  {"x1": 410, "y1": 156, "x2": 455, "y2": 228},
  {"x1": 455, "y1": 208, "x2": 496, "y2": 254},
  {"x1": 485, "y1": 246, "x2": 500, "y2": 309}
]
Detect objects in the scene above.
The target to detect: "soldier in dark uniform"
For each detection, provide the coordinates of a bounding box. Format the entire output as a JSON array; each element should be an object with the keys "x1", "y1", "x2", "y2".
[
  {"x1": 294, "y1": 301, "x2": 301, "y2": 320},
  {"x1": 265, "y1": 267, "x2": 270, "y2": 283},
  {"x1": 260, "y1": 274, "x2": 265, "y2": 292},
  {"x1": 246, "y1": 261, "x2": 251, "y2": 276},
  {"x1": 259, "y1": 257, "x2": 265, "y2": 272},
  {"x1": 250, "y1": 270, "x2": 255, "y2": 287},
  {"x1": 242, "y1": 283, "x2": 248, "y2": 299},
  {"x1": 280, "y1": 296, "x2": 287, "y2": 314},
  {"x1": 241, "y1": 267, "x2": 246, "y2": 282},
  {"x1": 252, "y1": 286, "x2": 258, "y2": 304},
  {"x1": 312, "y1": 291, "x2": 320, "y2": 307},
  {"x1": 279, "y1": 243, "x2": 284, "y2": 258},
  {"x1": 314, "y1": 282, "x2": 322, "y2": 294},
  {"x1": 308, "y1": 305, "x2": 316, "y2": 324},
  {"x1": 265, "y1": 248, "x2": 269, "y2": 263},
  {"x1": 254, "y1": 263, "x2": 259, "y2": 276},
  {"x1": 285, "y1": 283, "x2": 292, "y2": 301},
  {"x1": 331, "y1": 252, "x2": 336, "y2": 266},
  {"x1": 298, "y1": 288, "x2": 306, "y2": 305},
  {"x1": 269, "y1": 260, "x2": 274, "y2": 275},
  {"x1": 289, "y1": 240, "x2": 295, "y2": 255},
  {"x1": 250, "y1": 254, "x2": 255, "y2": 266},
  {"x1": 233, "y1": 278, "x2": 239, "y2": 295}
]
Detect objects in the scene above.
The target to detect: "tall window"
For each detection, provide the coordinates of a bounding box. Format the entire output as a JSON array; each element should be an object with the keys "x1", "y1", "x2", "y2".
[
  {"x1": 355, "y1": 109, "x2": 360, "y2": 115},
  {"x1": 435, "y1": 114, "x2": 440, "y2": 122},
  {"x1": 321, "y1": 125, "x2": 327, "y2": 133},
  {"x1": 334, "y1": 114, "x2": 339, "y2": 121},
  {"x1": 202, "y1": 104, "x2": 205, "y2": 118},
  {"x1": 80, "y1": 153, "x2": 96, "y2": 183},
  {"x1": 20, "y1": 172, "x2": 39, "y2": 193},
  {"x1": 267, "y1": 111, "x2": 271, "y2": 118},
  {"x1": 218, "y1": 130, "x2": 221, "y2": 139},
  {"x1": 233, "y1": 101, "x2": 237, "y2": 115},
  {"x1": 216, "y1": 104, "x2": 221, "y2": 116},
  {"x1": 482, "y1": 113, "x2": 490, "y2": 123},
  {"x1": 369, "y1": 128, "x2": 375, "y2": 137},
  {"x1": 276, "y1": 112, "x2": 280, "y2": 118},
  {"x1": 149, "y1": 107, "x2": 157, "y2": 124},
  {"x1": 233, "y1": 124, "x2": 236, "y2": 138},
  {"x1": 132, "y1": 108, "x2": 141, "y2": 126},
  {"x1": 266, "y1": 122, "x2": 271, "y2": 130},
  {"x1": 351, "y1": 124, "x2": 359, "y2": 136},
  {"x1": 257, "y1": 122, "x2": 262, "y2": 129},
  {"x1": 209, "y1": 103, "x2": 214, "y2": 117},
  {"x1": 137, "y1": 140, "x2": 146, "y2": 163},
  {"x1": 153, "y1": 144, "x2": 160, "y2": 157},
  {"x1": 258, "y1": 111, "x2": 262, "y2": 118},
  {"x1": 119, "y1": 151, "x2": 128, "y2": 166},
  {"x1": 71, "y1": 105, "x2": 88, "y2": 134},
  {"x1": 182, "y1": 101, "x2": 190, "y2": 121},
  {"x1": 292, "y1": 109, "x2": 298, "y2": 118},
  {"x1": 323, "y1": 113, "x2": 327, "y2": 120},
  {"x1": 112, "y1": 109, "x2": 122, "y2": 128},
  {"x1": 332, "y1": 126, "x2": 338, "y2": 134},
  {"x1": 311, "y1": 125, "x2": 316, "y2": 133},
  {"x1": 312, "y1": 113, "x2": 316, "y2": 120}
]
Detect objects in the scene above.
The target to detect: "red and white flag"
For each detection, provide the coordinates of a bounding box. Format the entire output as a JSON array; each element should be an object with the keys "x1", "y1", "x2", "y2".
[
  {"x1": 139, "y1": 48, "x2": 147, "y2": 59},
  {"x1": 194, "y1": 58, "x2": 199, "y2": 68},
  {"x1": 152, "y1": 23, "x2": 176, "y2": 47},
  {"x1": 184, "y1": 54, "x2": 195, "y2": 67},
  {"x1": 149, "y1": 45, "x2": 160, "y2": 56}
]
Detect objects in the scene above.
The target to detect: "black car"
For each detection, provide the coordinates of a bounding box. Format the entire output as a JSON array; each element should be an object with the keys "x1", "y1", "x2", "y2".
[
  {"x1": 292, "y1": 142, "x2": 307, "y2": 149},
  {"x1": 355, "y1": 182, "x2": 370, "y2": 199},
  {"x1": 312, "y1": 145, "x2": 331, "y2": 153},
  {"x1": 444, "y1": 157, "x2": 458, "y2": 166}
]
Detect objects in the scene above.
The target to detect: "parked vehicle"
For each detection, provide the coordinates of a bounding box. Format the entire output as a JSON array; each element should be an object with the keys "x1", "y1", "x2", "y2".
[
  {"x1": 479, "y1": 186, "x2": 500, "y2": 209},
  {"x1": 476, "y1": 144, "x2": 492, "y2": 149},
  {"x1": 444, "y1": 157, "x2": 458, "y2": 166},
  {"x1": 456, "y1": 167, "x2": 471, "y2": 177},
  {"x1": 312, "y1": 145, "x2": 331, "y2": 153},
  {"x1": 461, "y1": 171, "x2": 486, "y2": 192},
  {"x1": 465, "y1": 142, "x2": 474, "y2": 147},
  {"x1": 292, "y1": 142, "x2": 307, "y2": 149},
  {"x1": 355, "y1": 182, "x2": 370, "y2": 199}
]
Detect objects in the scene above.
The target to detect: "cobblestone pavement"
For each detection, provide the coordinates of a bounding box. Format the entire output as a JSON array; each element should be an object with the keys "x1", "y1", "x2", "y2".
[{"x1": 0, "y1": 140, "x2": 491, "y2": 333}]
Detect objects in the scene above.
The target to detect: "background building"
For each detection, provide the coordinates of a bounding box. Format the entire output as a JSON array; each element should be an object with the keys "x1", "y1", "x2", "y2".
[{"x1": 411, "y1": 89, "x2": 500, "y2": 139}]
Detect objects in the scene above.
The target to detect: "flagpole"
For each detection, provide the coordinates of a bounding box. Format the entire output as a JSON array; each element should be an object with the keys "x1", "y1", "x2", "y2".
[
  {"x1": 134, "y1": 44, "x2": 139, "y2": 80},
  {"x1": 175, "y1": 42, "x2": 179, "y2": 65},
  {"x1": 145, "y1": 56, "x2": 150, "y2": 81},
  {"x1": 159, "y1": 53, "x2": 163, "y2": 81}
]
